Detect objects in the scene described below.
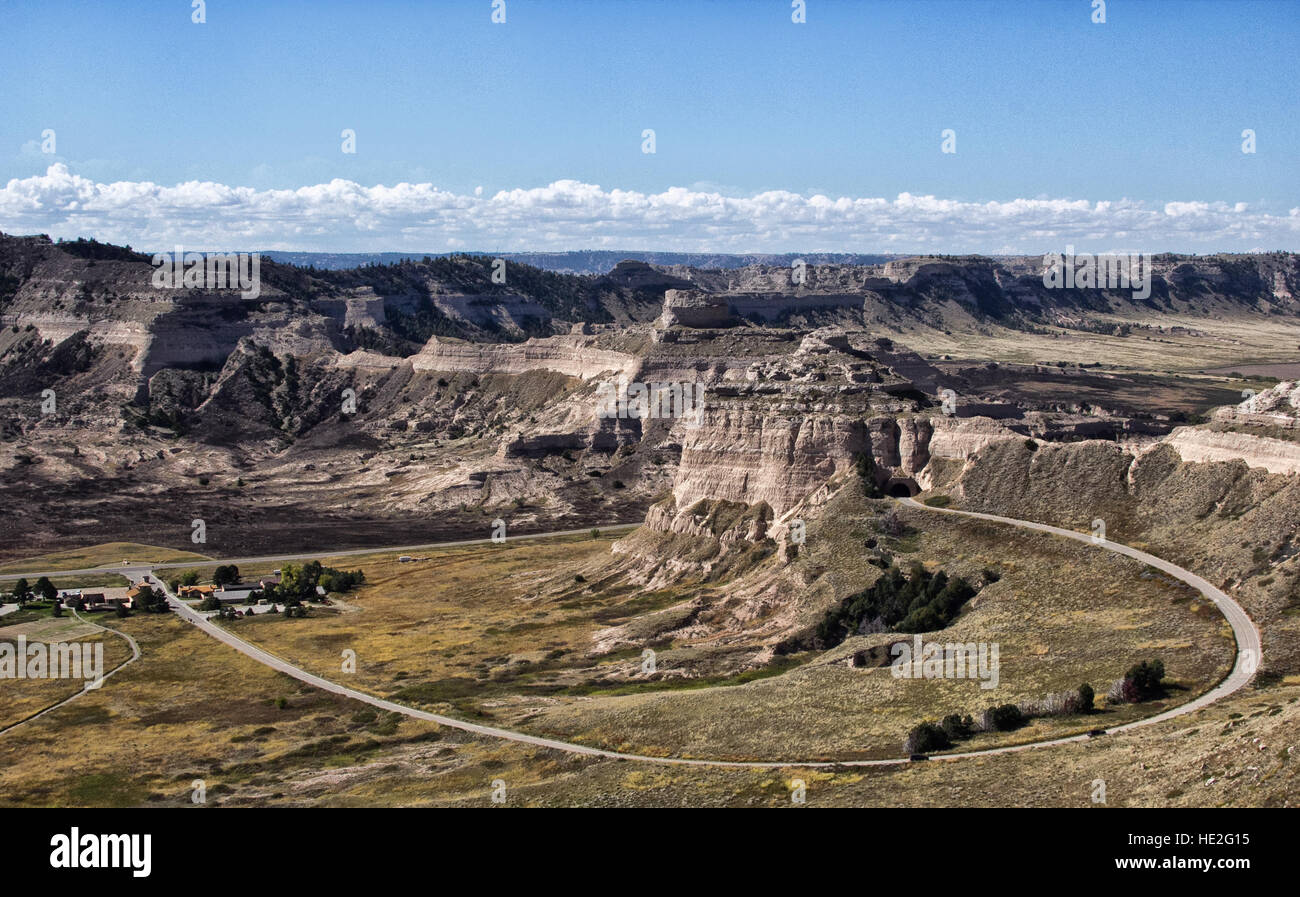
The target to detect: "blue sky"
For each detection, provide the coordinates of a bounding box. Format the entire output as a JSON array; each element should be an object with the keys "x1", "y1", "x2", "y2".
[{"x1": 2, "y1": 0, "x2": 1297, "y2": 252}]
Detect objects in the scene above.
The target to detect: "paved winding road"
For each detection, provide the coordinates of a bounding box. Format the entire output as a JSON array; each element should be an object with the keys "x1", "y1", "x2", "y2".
[
  {"x1": 146, "y1": 501, "x2": 1261, "y2": 768},
  {"x1": 899, "y1": 499, "x2": 1261, "y2": 746}
]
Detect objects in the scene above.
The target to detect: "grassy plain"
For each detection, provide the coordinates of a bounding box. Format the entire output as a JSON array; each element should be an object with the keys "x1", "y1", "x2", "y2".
[
  {"x1": 0, "y1": 614, "x2": 130, "y2": 731},
  {"x1": 201, "y1": 502, "x2": 1234, "y2": 762},
  {"x1": 894, "y1": 314, "x2": 1300, "y2": 371},
  {"x1": 0, "y1": 553, "x2": 1289, "y2": 807},
  {"x1": 0, "y1": 541, "x2": 211, "y2": 573}
]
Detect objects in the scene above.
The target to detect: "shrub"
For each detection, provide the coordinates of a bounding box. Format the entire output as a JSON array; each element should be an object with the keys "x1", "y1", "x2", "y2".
[
  {"x1": 1108, "y1": 677, "x2": 1139, "y2": 704},
  {"x1": 905, "y1": 722, "x2": 952, "y2": 754},
  {"x1": 1124, "y1": 659, "x2": 1165, "y2": 700},
  {"x1": 1078, "y1": 683, "x2": 1095, "y2": 713},
  {"x1": 879, "y1": 509, "x2": 906, "y2": 538},
  {"x1": 855, "y1": 452, "x2": 883, "y2": 498},
  {"x1": 1019, "y1": 691, "x2": 1082, "y2": 718},
  {"x1": 983, "y1": 704, "x2": 1026, "y2": 732},
  {"x1": 940, "y1": 713, "x2": 975, "y2": 741}
]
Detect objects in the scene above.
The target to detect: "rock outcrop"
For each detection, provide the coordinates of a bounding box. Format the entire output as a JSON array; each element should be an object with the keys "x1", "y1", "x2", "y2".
[
  {"x1": 411, "y1": 334, "x2": 640, "y2": 380},
  {"x1": 672, "y1": 406, "x2": 867, "y2": 520},
  {"x1": 1161, "y1": 427, "x2": 1300, "y2": 475},
  {"x1": 1211, "y1": 380, "x2": 1300, "y2": 430},
  {"x1": 657, "y1": 290, "x2": 736, "y2": 328}
]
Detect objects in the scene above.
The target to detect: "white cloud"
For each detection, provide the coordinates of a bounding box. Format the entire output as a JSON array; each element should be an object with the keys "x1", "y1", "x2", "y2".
[{"x1": 1, "y1": 164, "x2": 1296, "y2": 253}]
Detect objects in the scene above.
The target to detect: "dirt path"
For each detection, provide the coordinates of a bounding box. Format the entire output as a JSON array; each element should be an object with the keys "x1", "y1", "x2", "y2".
[{"x1": 0, "y1": 609, "x2": 142, "y2": 736}]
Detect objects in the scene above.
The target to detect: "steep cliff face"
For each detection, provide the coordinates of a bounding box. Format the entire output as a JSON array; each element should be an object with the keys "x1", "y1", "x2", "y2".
[
  {"x1": 0, "y1": 238, "x2": 349, "y2": 380},
  {"x1": 659, "y1": 402, "x2": 1026, "y2": 535},
  {"x1": 1161, "y1": 428, "x2": 1300, "y2": 475},
  {"x1": 1150, "y1": 380, "x2": 1300, "y2": 475},
  {"x1": 925, "y1": 415, "x2": 1019, "y2": 461},
  {"x1": 411, "y1": 333, "x2": 641, "y2": 380},
  {"x1": 657, "y1": 290, "x2": 736, "y2": 328},
  {"x1": 672, "y1": 406, "x2": 866, "y2": 520},
  {"x1": 140, "y1": 293, "x2": 341, "y2": 375},
  {"x1": 623, "y1": 325, "x2": 941, "y2": 533}
]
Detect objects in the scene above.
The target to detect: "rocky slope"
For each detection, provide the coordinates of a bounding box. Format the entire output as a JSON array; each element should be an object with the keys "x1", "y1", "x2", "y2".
[
  {"x1": 5, "y1": 234, "x2": 1298, "y2": 369},
  {"x1": 2, "y1": 234, "x2": 1297, "y2": 629}
]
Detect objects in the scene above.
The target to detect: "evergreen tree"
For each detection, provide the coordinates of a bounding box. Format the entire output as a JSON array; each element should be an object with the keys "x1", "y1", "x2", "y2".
[{"x1": 35, "y1": 576, "x2": 58, "y2": 602}]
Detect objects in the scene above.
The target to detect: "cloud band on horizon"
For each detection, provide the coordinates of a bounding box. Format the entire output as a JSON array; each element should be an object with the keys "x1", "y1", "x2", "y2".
[{"x1": 2, "y1": 164, "x2": 1296, "y2": 255}]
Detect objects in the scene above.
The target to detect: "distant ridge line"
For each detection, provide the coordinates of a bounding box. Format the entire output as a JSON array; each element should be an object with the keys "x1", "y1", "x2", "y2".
[{"x1": 255, "y1": 249, "x2": 905, "y2": 274}]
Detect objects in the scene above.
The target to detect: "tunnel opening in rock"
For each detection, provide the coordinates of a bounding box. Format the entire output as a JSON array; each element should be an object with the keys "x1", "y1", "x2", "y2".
[{"x1": 885, "y1": 478, "x2": 920, "y2": 498}]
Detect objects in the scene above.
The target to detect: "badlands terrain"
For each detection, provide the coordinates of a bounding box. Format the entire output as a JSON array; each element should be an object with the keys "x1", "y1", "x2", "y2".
[{"x1": 1, "y1": 234, "x2": 1298, "y2": 806}]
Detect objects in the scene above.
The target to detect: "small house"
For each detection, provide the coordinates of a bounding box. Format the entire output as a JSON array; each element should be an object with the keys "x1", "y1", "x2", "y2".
[{"x1": 178, "y1": 584, "x2": 216, "y2": 600}]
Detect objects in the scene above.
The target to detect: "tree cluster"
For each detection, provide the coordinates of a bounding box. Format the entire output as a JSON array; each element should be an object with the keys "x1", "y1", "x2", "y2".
[
  {"x1": 855, "y1": 452, "x2": 883, "y2": 498},
  {"x1": 8, "y1": 576, "x2": 57, "y2": 607},
  {"x1": 133, "y1": 584, "x2": 169, "y2": 613},
  {"x1": 1109, "y1": 659, "x2": 1165, "y2": 703},
  {"x1": 261, "y1": 561, "x2": 364, "y2": 606},
  {"x1": 813, "y1": 562, "x2": 978, "y2": 649},
  {"x1": 903, "y1": 683, "x2": 1097, "y2": 755},
  {"x1": 212, "y1": 565, "x2": 240, "y2": 587}
]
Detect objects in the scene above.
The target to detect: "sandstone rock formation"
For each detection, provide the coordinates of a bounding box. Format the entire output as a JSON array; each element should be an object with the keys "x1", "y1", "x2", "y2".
[{"x1": 656, "y1": 290, "x2": 736, "y2": 328}]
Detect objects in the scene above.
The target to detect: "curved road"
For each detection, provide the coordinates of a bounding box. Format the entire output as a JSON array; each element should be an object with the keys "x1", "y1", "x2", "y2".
[
  {"x1": 0, "y1": 609, "x2": 142, "y2": 736},
  {"x1": 898, "y1": 499, "x2": 1261, "y2": 745},
  {"x1": 151, "y1": 501, "x2": 1261, "y2": 768}
]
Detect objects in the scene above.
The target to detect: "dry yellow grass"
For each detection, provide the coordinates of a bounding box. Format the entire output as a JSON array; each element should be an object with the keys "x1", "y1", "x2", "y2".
[
  {"x1": 208, "y1": 506, "x2": 1234, "y2": 763},
  {"x1": 0, "y1": 567, "x2": 1288, "y2": 807},
  {"x1": 208, "y1": 533, "x2": 652, "y2": 717},
  {"x1": 0, "y1": 542, "x2": 211, "y2": 573},
  {"x1": 893, "y1": 313, "x2": 1300, "y2": 372},
  {"x1": 0, "y1": 612, "x2": 447, "y2": 807},
  {"x1": 0, "y1": 617, "x2": 130, "y2": 730}
]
